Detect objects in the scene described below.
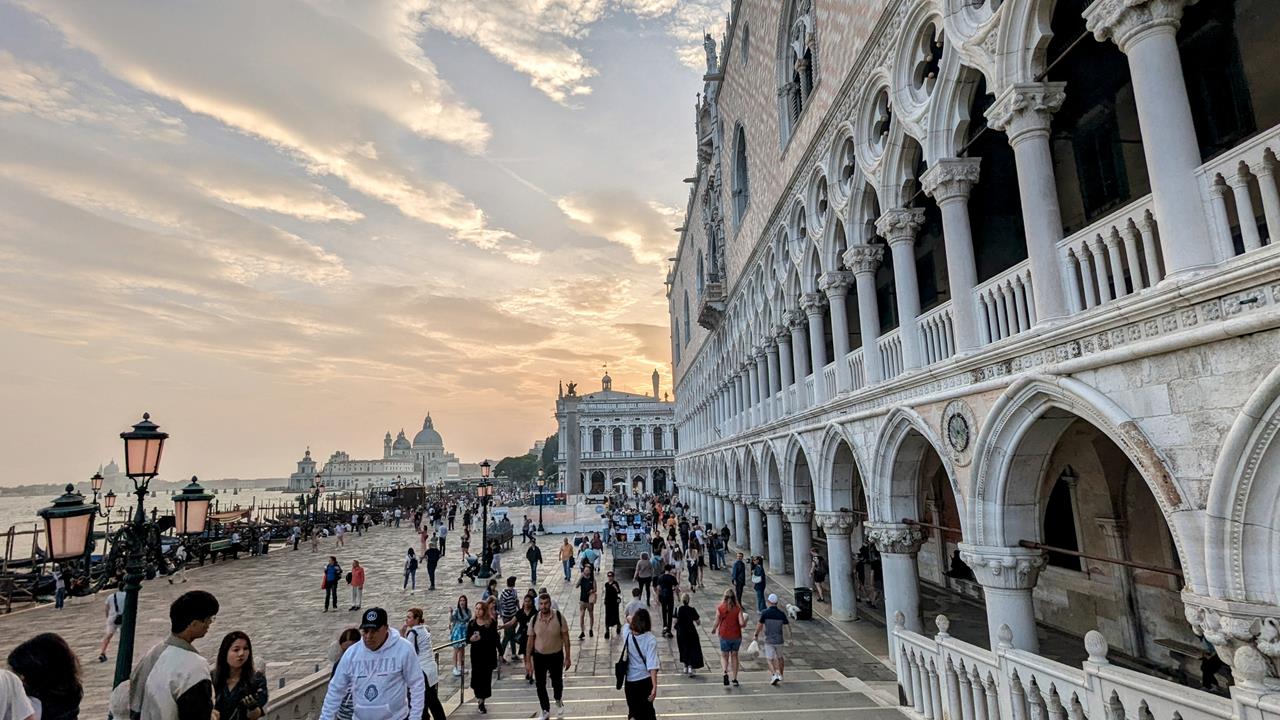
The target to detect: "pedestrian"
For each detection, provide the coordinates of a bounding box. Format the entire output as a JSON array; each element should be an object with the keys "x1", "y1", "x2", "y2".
[
  {"x1": 525, "y1": 592, "x2": 570, "y2": 720},
  {"x1": 52, "y1": 565, "x2": 66, "y2": 609},
  {"x1": 467, "y1": 598, "x2": 511, "y2": 714},
  {"x1": 212, "y1": 631, "x2": 268, "y2": 720},
  {"x1": 425, "y1": 541, "x2": 442, "y2": 590},
  {"x1": 712, "y1": 588, "x2": 745, "y2": 687},
  {"x1": 498, "y1": 577, "x2": 522, "y2": 663},
  {"x1": 751, "y1": 557, "x2": 767, "y2": 612},
  {"x1": 686, "y1": 546, "x2": 701, "y2": 591},
  {"x1": 460, "y1": 529, "x2": 471, "y2": 561},
  {"x1": 401, "y1": 608, "x2": 448, "y2": 720},
  {"x1": 730, "y1": 552, "x2": 746, "y2": 606},
  {"x1": 754, "y1": 593, "x2": 791, "y2": 685},
  {"x1": 575, "y1": 564, "x2": 597, "y2": 640},
  {"x1": 558, "y1": 539, "x2": 574, "y2": 582},
  {"x1": 319, "y1": 608, "x2": 424, "y2": 720},
  {"x1": 634, "y1": 551, "x2": 654, "y2": 604},
  {"x1": 395, "y1": 508, "x2": 402, "y2": 527},
  {"x1": 323, "y1": 556, "x2": 342, "y2": 612},
  {"x1": 481, "y1": 579, "x2": 498, "y2": 603},
  {"x1": 450, "y1": 596, "x2": 472, "y2": 677},
  {"x1": 121, "y1": 590, "x2": 219, "y2": 719},
  {"x1": 330, "y1": 628, "x2": 359, "y2": 720},
  {"x1": 514, "y1": 595, "x2": 537, "y2": 683},
  {"x1": 624, "y1": 587, "x2": 645, "y2": 624},
  {"x1": 348, "y1": 560, "x2": 365, "y2": 611},
  {"x1": 674, "y1": 594, "x2": 705, "y2": 676},
  {"x1": 6, "y1": 632, "x2": 82, "y2": 720},
  {"x1": 448, "y1": 505, "x2": 456, "y2": 531},
  {"x1": 0, "y1": 667, "x2": 35, "y2": 720},
  {"x1": 169, "y1": 544, "x2": 189, "y2": 584},
  {"x1": 656, "y1": 564, "x2": 680, "y2": 637},
  {"x1": 526, "y1": 539, "x2": 543, "y2": 585},
  {"x1": 419, "y1": 525, "x2": 430, "y2": 555},
  {"x1": 97, "y1": 585, "x2": 127, "y2": 663},
  {"x1": 620, "y1": 609, "x2": 660, "y2": 720},
  {"x1": 603, "y1": 570, "x2": 623, "y2": 639},
  {"x1": 335, "y1": 522, "x2": 346, "y2": 548},
  {"x1": 810, "y1": 547, "x2": 828, "y2": 603},
  {"x1": 437, "y1": 522, "x2": 448, "y2": 554},
  {"x1": 404, "y1": 548, "x2": 419, "y2": 592},
  {"x1": 291, "y1": 525, "x2": 301, "y2": 551}
]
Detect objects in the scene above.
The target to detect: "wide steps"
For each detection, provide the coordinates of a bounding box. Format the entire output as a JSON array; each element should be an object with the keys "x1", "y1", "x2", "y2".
[{"x1": 447, "y1": 668, "x2": 907, "y2": 719}]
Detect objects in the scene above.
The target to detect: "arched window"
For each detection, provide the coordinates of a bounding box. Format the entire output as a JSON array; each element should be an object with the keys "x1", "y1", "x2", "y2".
[
  {"x1": 632, "y1": 426, "x2": 643, "y2": 450},
  {"x1": 778, "y1": 0, "x2": 817, "y2": 142},
  {"x1": 740, "y1": 23, "x2": 750, "y2": 67},
  {"x1": 697, "y1": 252, "x2": 706, "y2": 296},
  {"x1": 591, "y1": 428, "x2": 602, "y2": 452},
  {"x1": 612, "y1": 427, "x2": 623, "y2": 452},
  {"x1": 683, "y1": 291, "x2": 692, "y2": 344},
  {"x1": 652, "y1": 427, "x2": 664, "y2": 450},
  {"x1": 732, "y1": 124, "x2": 750, "y2": 222},
  {"x1": 673, "y1": 323, "x2": 682, "y2": 364}
]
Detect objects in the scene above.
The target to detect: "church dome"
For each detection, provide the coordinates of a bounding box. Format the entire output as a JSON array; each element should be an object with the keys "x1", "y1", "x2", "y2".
[
  {"x1": 413, "y1": 414, "x2": 444, "y2": 448},
  {"x1": 393, "y1": 430, "x2": 412, "y2": 451}
]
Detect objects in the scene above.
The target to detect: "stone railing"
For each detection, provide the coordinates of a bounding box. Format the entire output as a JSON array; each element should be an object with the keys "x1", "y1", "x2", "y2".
[
  {"x1": 847, "y1": 347, "x2": 866, "y2": 392},
  {"x1": 262, "y1": 670, "x2": 329, "y2": 720},
  {"x1": 1197, "y1": 123, "x2": 1280, "y2": 260},
  {"x1": 919, "y1": 302, "x2": 957, "y2": 365},
  {"x1": 893, "y1": 615, "x2": 1237, "y2": 720},
  {"x1": 975, "y1": 259, "x2": 1037, "y2": 344},
  {"x1": 804, "y1": 374, "x2": 816, "y2": 405},
  {"x1": 1058, "y1": 197, "x2": 1161, "y2": 312},
  {"x1": 879, "y1": 329, "x2": 905, "y2": 380},
  {"x1": 822, "y1": 361, "x2": 838, "y2": 398}
]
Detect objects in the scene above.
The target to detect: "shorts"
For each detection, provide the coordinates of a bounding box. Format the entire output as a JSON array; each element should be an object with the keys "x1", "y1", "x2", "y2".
[
  {"x1": 719, "y1": 638, "x2": 741, "y2": 653},
  {"x1": 580, "y1": 599, "x2": 594, "y2": 609},
  {"x1": 762, "y1": 643, "x2": 783, "y2": 660},
  {"x1": 813, "y1": 571, "x2": 827, "y2": 583},
  {"x1": 104, "y1": 621, "x2": 120, "y2": 637}
]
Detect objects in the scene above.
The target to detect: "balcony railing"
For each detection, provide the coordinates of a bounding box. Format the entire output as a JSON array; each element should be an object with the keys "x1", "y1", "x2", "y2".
[
  {"x1": 804, "y1": 374, "x2": 816, "y2": 405},
  {"x1": 894, "y1": 617, "x2": 1233, "y2": 720},
  {"x1": 847, "y1": 348, "x2": 866, "y2": 392},
  {"x1": 580, "y1": 450, "x2": 673, "y2": 460},
  {"x1": 1059, "y1": 197, "x2": 1162, "y2": 313},
  {"x1": 975, "y1": 260, "x2": 1037, "y2": 344},
  {"x1": 1197, "y1": 123, "x2": 1280, "y2": 259},
  {"x1": 918, "y1": 302, "x2": 956, "y2": 364},
  {"x1": 822, "y1": 361, "x2": 838, "y2": 398},
  {"x1": 879, "y1": 329, "x2": 904, "y2": 380}
]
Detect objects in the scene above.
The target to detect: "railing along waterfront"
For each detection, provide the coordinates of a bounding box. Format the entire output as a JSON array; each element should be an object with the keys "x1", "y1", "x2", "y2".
[
  {"x1": 1197, "y1": 124, "x2": 1280, "y2": 259},
  {"x1": 879, "y1": 329, "x2": 905, "y2": 380},
  {"x1": 1058, "y1": 197, "x2": 1162, "y2": 313},
  {"x1": 893, "y1": 614, "x2": 1235, "y2": 720},
  {"x1": 918, "y1": 302, "x2": 957, "y2": 364},
  {"x1": 975, "y1": 260, "x2": 1037, "y2": 344}
]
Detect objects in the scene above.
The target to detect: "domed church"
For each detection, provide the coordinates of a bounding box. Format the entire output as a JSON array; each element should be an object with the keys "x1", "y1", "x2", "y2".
[{"x1": 288, "y1": 413, "x2": 461, "y2": 490}]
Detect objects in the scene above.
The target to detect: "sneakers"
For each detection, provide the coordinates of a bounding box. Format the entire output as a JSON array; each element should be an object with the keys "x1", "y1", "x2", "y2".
[
  {"x1": 771, "y1": 674, "x2": 781, "y2": 685},
  {"x1": 588, "y1": 629, "x2": 593, "y2": 637},
  {"x1": 539, "y1": 712, "x2": 550, "y2": 720},
  {"x1": 452, "y1": 666, "x2": 462, "y2": 677},
  {"x1": 556, "y1": 700, "x2": 565, "y2": 719},
  {"x1": 604, "y1": 630, "x2": 610, "y2": 639},
  {"x1": 722, "y1": 674, "x2": 729, "y2": 686},
  {"x1": 99, "y1": 654, "x2": 108, "y2": 663},
  {"x1": 578, "y1": 632, "x2": 585, "y2": 640},
  {"x1": 732, "y1": 679, "x2": 740, "y2": 687}
]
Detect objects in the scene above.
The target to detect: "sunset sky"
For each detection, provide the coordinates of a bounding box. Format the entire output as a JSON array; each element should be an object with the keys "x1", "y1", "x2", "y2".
[{"x1": 0, "y1": 0, "x2": 726, "y2": 486}]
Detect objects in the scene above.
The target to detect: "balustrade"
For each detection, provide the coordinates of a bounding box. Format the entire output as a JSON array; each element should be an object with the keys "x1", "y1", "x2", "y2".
[
  {"x1": 847, "y1": 348, "x2": 866, "y2": 392},
  {"x1": 879, "y1": 330, "x2": 905, "y2": 380},
  {"x1": 1058, "y1": 198, "x2": 1162, "y2": 312},
  {"x1": 822, "y1": 361, "x2": 838, "y2": 398},
  {"x1": 1197, "y1": 124, "x2": 1280, "y2": 260},
  {"x1": 975, "y1": 261, "x2": 1037, "y2": 344},
  {"x1": 919, "y1": 302, "x2": 957, "y2": 364}
]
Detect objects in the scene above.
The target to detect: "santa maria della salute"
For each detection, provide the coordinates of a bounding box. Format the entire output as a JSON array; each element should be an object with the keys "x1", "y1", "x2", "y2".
[{"x1": 287, "y1": 413, "x2": 462, "y2": 490}]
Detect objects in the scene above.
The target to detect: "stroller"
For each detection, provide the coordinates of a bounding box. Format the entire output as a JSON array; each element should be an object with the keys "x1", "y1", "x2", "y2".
[{"x1": 457, "y1": 553, "x2": 481, "y2": 583}]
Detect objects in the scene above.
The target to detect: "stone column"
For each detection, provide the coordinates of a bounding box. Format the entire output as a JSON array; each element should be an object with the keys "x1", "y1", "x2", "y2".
[
  {"x1": 754, "y1": 349, "x2": 770, "y2": 423},
  {"x1": 817, "y1": 511, "x2": 859, "y2": 621},
  {"x1": 802, "y1": 292, "x2": 829, "y2": 402},
  {"x1": 746, "y1": 496, "x2": 765, "y2": 559},
  {"x1": 986, "y1": 83, "x2": 1071, "y2": 321},
  {"x1": 844, "y1": 245, "x2": 885, "y2": 384},
  {"x1": 866, "y1": 523, "x2": 929, "y2": 657},
  {"x1": 1084, "y1": 0, "x2": 1215, "y2": 273},
  {"x1": 760, "y1": 499, "x2": 786, "y2": 575},
  {"x1": 959, "y1": 544, "x2": 1047, "y2": 652},
  {"x1": 720, "y1": 495, "x2": 733, "y2": 533},
  {"x1": 921, "y1": 158, "x2": 982, "y2": 353},
  {"x1": 788, "y1": 310, "x2": 810, "y2": 393},
  {"x1": 765, "y1": 340, "x2": 781, "y2": 413},
  {"x1": 875, "y1": 209, "x2": 925, "y2": 370},
  {"x1": 712, "y1": 492, "x2": 725, "y2": 529},
  {"x1": 733, "y1": 496, "x2": 748, "y2": 552},
  {"x1": 1096, "y1": 518, "x2": 1144, "y2": 655},
  {"x1": 784, "y1": 504, "x2": 814, "y2": 587},
  {"x1": 746, "y1": 361, "x2": 760, "y2": 427},
  {"x1": 820, "y1": 271, "x2": 856, "y2": 391},
  {"x1": 775, "y1": 326, "x2": 794, "y2": 414}
]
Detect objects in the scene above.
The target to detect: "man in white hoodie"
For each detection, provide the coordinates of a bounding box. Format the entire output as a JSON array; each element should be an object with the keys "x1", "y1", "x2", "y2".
[{"x1": 320, "y1": 607, "x2": 425, "y2": 720}]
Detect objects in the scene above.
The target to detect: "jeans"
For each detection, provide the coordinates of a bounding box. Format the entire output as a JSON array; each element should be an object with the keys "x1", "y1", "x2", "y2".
[
  {"x1": 500, "y1": 626, "x2": 520, "y2": 659},
  {"x1": 733, "y1": 583, "x2": 744, "y2": 605},
  {"x1": 448, "y1": 517, "x2": 455, "y2": 530},
  {"x1": 637, "y1": 577, "x2": 652, "y2": 604},
  {"x1": 756, "y1": 586, "x2": 766, "y2": 613},
  {"x1": 55, "y1": 588, "x2": 65, "y2": 609},
  {"x1": 562, "y1": 559, "x2": 572, "y2": 581},
  {"x1": 404, "y1": 568, "x2": 417, "y2": 590},
  {"x1": 325, "y1": 583, "x2": 338, "y2": 610},
  {"x1": 438, "y1": 537, "x2": 446, "y2": 553},
  {"x1": 351, "y1": 586, "x2": 363, "y2": 607},
  {"x1": 532, "y1": 651, "x2": 564, "y2": 712},
  {"x1": 427, "y1": 563, "x2": 437, "y2": 589},
  {"x1": 530, "y1": 561, "x2": 538, "y2": 584},
  {"x1": 660, "y1": 596, "x2": 675, "y2": 633},
  {"x1": 624, "y1": 677, "x2": 656, "y2": 720}
]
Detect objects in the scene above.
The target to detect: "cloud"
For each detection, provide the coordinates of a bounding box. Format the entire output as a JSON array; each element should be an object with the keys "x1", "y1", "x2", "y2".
[
  {"x1": 617, "y1": 322, "x2": 672, "y2": 361},
  {"x1": 557, "y1": 189, "x2": 682, "y2": 265}
]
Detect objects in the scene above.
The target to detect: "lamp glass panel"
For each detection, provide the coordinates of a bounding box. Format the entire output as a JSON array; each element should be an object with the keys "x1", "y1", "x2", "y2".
[{"x1": 46, "y1": 513, "x2": 93, "y2": 560}]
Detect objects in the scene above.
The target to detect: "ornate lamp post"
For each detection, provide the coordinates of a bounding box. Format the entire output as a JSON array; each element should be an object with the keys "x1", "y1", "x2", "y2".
[
  {"x1": 477, "y1": 460, "x2": 493, "y2": 579},
  {"x1": 536, "y1": 469, "x2": 546, "y2": 532}
]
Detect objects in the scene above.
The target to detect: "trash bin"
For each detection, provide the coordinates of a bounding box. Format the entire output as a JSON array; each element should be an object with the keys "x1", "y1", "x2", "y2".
[{"x1": 793, "y1": 586, "x2": 813, "y2": 620}]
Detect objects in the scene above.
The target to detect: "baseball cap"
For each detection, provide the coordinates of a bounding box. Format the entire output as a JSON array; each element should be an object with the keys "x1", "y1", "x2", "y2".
[
  {"x1": 767, "y1": 593, "x2": 779, "y2": 604},
  {"x1": 359, "y1": 607, "x2": 388, "y2": 630}
]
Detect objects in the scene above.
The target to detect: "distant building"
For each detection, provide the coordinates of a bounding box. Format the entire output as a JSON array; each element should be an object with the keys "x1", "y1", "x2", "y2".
[
  {"x1": 287, "y1": 413, "x2": 462, "y2": 491},
  {"x1": 528, "y1": 439, "x2": 546, "y2": 457}
]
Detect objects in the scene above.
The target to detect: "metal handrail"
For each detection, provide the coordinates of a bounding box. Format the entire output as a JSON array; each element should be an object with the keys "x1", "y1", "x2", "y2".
[{"x1": 433, "y1": 638, "x2": 467, "y2": 705}]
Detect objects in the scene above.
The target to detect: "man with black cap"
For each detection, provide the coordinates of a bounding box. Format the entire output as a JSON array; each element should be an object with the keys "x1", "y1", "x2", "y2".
[{"x1": 320, "y1": 607, "x2": 425, "y2": 720}]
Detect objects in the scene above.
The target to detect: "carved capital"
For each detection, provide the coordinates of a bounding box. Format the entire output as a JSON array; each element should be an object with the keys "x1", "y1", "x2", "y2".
[
  {"x1": 772, "y1": 324, "x2": 791, "y2": 342},
  {"x1": 782, "y1": 503, "x2": 813, "y2": 524},
  {"x1": 758, "y1": 498, "x2": 782, "y2": 514},
  {"x1": 921, "y1": 158, "x2": 982, "y2": 205},
  {"x1": 739, "y1": 493, "x2": 758, "y2": 508},
  {"x1": 800, "y1": 292, "x2": 827, "y2": 315},
  {"x1": 815, "y1": 511, "x2": 857, "y2": 536},
  {"x1": 985, "y1": 82, "x2": 1066, "y2": 144},
  {"x1": 1084, "y1": 0, "x2": 1187, "y2": 52},
  {"x1": 843, "y1": 244, "x2": 884, "y2": 276},
  {"x1": 958, "y1": 544, "x2": 1046, "y2": 590},
  {"x1": 875, "y1": 208, "x2": 925, "y2": 246},
  {"x1": 784, "y1": 309, "x2": 807, "y2": 330},
  {"x1": 1183, "y1": 593, "x2": 1280, "y2": 682},
  {"x1": 819, "y1": 270, "x2": 856, "y2": 297},
  {"x1": 864, "y1": 522, "x2": 928, "y2": 555}
]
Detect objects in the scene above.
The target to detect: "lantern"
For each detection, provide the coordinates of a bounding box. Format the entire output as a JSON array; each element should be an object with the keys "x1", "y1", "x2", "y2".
[
  {"x1": 38, "y1": 484, "x2": 96, "y2": 561},
  {"x1": 172, "y1": 476, "x2": 212, "y2": 536},
  {"x1": 120, "y1": 413, "x2": 168, "y2": 480}
]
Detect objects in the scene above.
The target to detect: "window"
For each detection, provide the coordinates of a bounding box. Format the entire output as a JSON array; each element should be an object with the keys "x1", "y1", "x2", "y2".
[
  {"x1": 732, "y1": 125, "x2": 750, "y2": 222},
  {"x1": 778, "y1": 0, "x2": 817, "y2": 141},
  {"x1": 1043, "y1": 476, "x2": 1083, "y2": 571},
  {"x1": 683, "y1": 291, "x2": 692, "y2": 345},
  {"x1": 697, "y1": 252, "x2": 706, "y2": 296},
  {"x1": 653, "y1": 427, "x2": 664, "y2": 450},
  {"x1": 592, "y1": 428, "x2": 602, "y2": 452},
  {"x1": 612, "y1": 427, "x2": 623, "y2": 452},
  {"x1": 740, "y1": 23, "x2": 750, "y2": 67}
]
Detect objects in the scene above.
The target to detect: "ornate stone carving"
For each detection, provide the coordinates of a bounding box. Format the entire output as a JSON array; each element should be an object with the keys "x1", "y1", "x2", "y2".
[
  {"x1": 818, "y1": 271, "x2": 855, "y2": 297},
  {"x1": 864, "y1": 522, "x2": 927, "y2": 555},
  {"x1": 985, "y1": 82, "x2": 1066, "y2": 144},
  {"x1": 758, "y1": 498, "x2": 782, "y2": 514},
  {"x1": 815, "y1": 511, "x2": 857, "y2": 535},
  {"x1": 784, "y1": 309, "x2": 807, "y2": 330},
  {"x1": 739, "y1": 493, "x2": 758, "y2": 508},
  {"x1": 958, "y1": 545, "x2": 1046, "y2": 590},
  {"x1": 1183, "y1": 593, "x2": 1280, "y2": 678},
  {"x1": 921, "y1": 158, "x2": 981, "y2": 205},
  {"x1": 843, "y1": 244, "x2": 884, "y2": 276},
  {"x1": 800, "y1": 292, "x2": 827, "y2": 315},
  {"x1": 875, "y1": 208, "x2": 925, "y2": 246},
  {"x1": 1083, "y1": 0, "x2": 1187, "y2": 51},
  {"x1": 782, "y1": 503, "x2": 813, "y2": 524}
]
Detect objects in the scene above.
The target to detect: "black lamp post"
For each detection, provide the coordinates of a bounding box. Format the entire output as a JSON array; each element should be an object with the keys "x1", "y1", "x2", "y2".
[
  {"x1": 477, "y1": 460, "x2": 493, "y2": 579},
  {"x1": 536, "y1": 469, "x2": 546, "y2": 532}
]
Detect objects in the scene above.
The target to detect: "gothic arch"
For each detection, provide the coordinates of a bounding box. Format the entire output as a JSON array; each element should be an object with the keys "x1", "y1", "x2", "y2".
[
  {"x1": 781, "y1": 432, "x2": 817, "y2": 507},
  {"x1": 871, "y1": 407, "x2": 964, "y2": 527},
  {"x1": 761, "y1": 439, "x2": 785, "y2": 501},
  {"x1": 815, "y1": 422, "x2": 869, "y2": 513}
]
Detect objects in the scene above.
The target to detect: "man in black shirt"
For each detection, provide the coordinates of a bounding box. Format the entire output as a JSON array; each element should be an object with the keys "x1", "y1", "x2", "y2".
[{"x1": 656, "y1": 565, "x2": 680, "y2": 637}]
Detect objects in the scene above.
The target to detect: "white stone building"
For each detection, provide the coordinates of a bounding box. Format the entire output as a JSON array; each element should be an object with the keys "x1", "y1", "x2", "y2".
[
  {"x1": 286, "y1": 414, "x2": 461, "y2": 491},
  {"x1": 555, "y1": 369, "x2": 677, "y2": 496},
  {"x1": 668, "y1": 0, "x2": 1280, "y2": 713}
]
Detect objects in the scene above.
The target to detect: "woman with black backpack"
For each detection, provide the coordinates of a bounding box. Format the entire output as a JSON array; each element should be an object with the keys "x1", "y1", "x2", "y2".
[{"x1": 403, "y1": 548, "x2": 419, "y2": 592}]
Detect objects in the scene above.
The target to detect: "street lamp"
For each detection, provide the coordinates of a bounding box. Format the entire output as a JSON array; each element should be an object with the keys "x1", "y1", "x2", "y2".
[
  {"x1": 172, "y1": 477, "x2": 213, "y2": 536},
  {"x1": 477, "y1": 460, "x2": 493, "y2": 579},
  {"x1": 536, "y1": 469, "x2": 546, "y2": 532},
  {"x1": 38, "y1": 485, "x2": 97, "y2": 563}
]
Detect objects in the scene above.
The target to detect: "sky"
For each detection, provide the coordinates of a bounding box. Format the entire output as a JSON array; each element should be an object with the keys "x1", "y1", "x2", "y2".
[{"x1": 0, "y1": 0, "x2": 728, "y2": 487}]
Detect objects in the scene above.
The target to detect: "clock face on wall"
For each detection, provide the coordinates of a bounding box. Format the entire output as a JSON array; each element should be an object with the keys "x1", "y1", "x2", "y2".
[
  {"x1": 941, "y1": 399, "x2": 976, "y2": 466},
  {"x1": 947, "y1": 413, "x2": 970, "y2": 452}
]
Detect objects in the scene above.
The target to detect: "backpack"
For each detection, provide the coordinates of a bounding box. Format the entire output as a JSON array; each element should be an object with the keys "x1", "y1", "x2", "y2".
[{"x1": 408, "y1": 556, "x2": 419, "y2": 572}]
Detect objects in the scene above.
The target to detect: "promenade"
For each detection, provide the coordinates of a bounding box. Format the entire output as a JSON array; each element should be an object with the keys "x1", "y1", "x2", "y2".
[{"x1": 0, "y1": 512, "x2": 897, "y2": 718}]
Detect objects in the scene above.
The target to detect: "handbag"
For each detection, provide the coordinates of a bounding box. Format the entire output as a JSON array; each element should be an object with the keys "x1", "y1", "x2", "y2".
[{"x1": 614, "y1": 634, "x2": 631, "y2": 689}]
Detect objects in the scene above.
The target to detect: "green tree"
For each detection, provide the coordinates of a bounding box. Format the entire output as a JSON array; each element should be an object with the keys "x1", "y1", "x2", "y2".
[
  {"x1": 494, "y1": 454, "x2": 539, "y2": 485},
  {"x1": 540, "y1": 433, "x2": 558, "y2": 476}
]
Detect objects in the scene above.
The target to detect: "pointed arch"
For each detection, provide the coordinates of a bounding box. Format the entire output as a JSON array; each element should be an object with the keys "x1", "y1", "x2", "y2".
[
  {"x1": 782, "y1": 432, "x2": 818, "y2": 507},
  {"x1": 815, "y1": 422, "x2": 869, "y2": 513},
  {"x1": 872, "y1": 407, "x2": 964, "y2": 527}
]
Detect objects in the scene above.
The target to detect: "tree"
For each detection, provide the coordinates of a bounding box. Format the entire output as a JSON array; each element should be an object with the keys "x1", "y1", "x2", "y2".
[
  {"x1": 540, "y1": 433, "x2": 558, "y2": 476},
  {"x1": 494, "y1": 454, "x2": 539, "y2": 485}
]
